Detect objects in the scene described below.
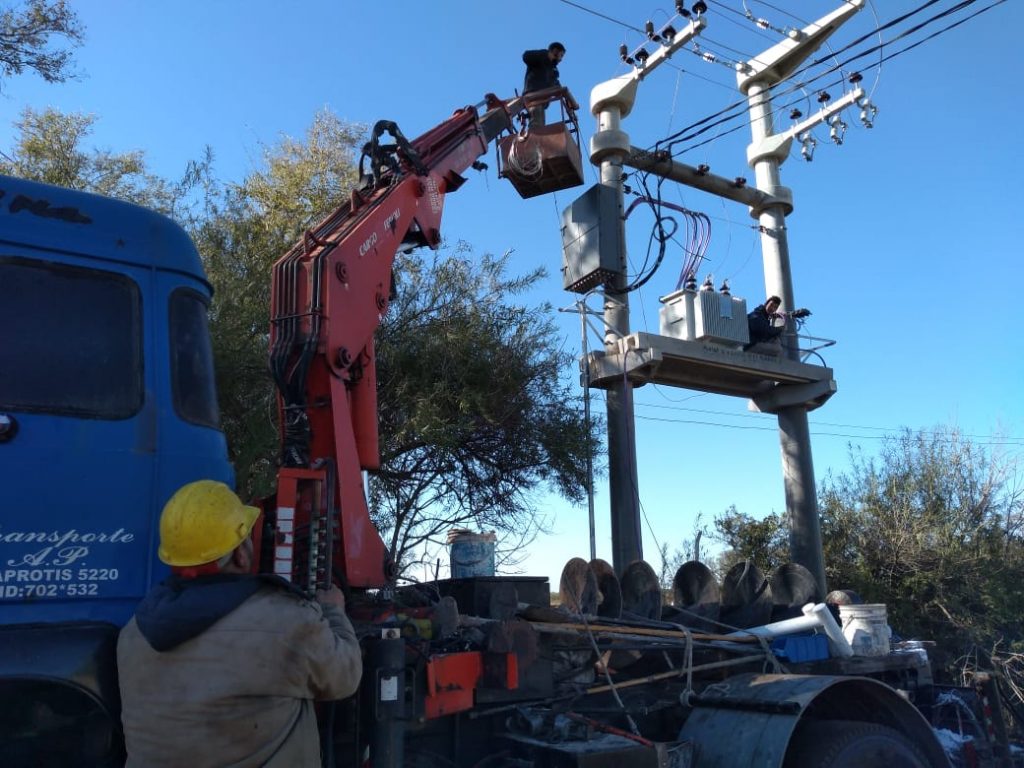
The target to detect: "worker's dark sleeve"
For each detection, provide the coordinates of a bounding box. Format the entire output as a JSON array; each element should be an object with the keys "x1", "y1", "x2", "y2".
[
  {"x1": 522, "y1": 49, "x2": 549, "y2": 66},
  {"x1": 747, "y1": 307, "x2": 778, "y2": 344}
]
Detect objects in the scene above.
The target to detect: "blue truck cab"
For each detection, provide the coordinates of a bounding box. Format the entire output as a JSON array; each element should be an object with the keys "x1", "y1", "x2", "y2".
[{"x1": 0, "y1": 175, "x2": 233, "y2": 766}]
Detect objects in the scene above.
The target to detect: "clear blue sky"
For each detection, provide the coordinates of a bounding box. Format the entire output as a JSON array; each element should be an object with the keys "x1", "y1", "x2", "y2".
[{"x1": 3, "y1": 0, "x2": 1020, "y2": 588}]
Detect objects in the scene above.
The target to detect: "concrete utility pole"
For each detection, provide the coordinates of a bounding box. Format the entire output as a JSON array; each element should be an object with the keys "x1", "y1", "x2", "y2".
[
  {"x1": 588, "y1": 14, "x2": 707, "y2": 575},
  {"x1": 736, "y1": 0, "x2": 865, "y2": 596},
  {"x1": 583, "y1": 1, "x2": 865, "y2": 588},
  {"x1": 593, "y1": 98, "x2": 642, "y2": 575}
]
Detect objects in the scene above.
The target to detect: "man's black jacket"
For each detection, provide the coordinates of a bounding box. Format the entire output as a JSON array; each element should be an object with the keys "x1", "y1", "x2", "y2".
[{"x1": 523, "y1": 49, "x2": 560, "y2": 93}]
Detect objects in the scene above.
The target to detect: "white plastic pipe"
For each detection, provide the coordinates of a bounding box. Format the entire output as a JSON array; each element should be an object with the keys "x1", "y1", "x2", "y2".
[
  {"x1": 724, "y1": 611, "x2": 821, "y2": 639},
  {"x1": 722, "y1": 602, "x2": 854, "y2": 658},
  {"x1": 803, "y1": 602, "x2": 854, "y2": 658}
]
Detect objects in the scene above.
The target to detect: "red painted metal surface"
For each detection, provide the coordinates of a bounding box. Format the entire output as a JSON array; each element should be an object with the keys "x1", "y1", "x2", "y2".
[
  {"x1": 423, "y1": 651, "x2": 520, "y2": 719},
  {"x1": 268, "y1": 91, "x2": 579, "y2": 589},
  {"x1": 425, "y1": 652, "x2": 483, "y2": 719},
  {"x1": 504, "y1": 652, "x2": 519, "y2": 691},
  {"x1": 269, "y1": 107, "x2": 498, "y2": 589},
  {"x1": 273, "y1": 468, "x2": 327, "y2": 585}
]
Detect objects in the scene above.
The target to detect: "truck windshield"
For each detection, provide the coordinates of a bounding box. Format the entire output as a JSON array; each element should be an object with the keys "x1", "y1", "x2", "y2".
[{"x1": 0, "y1": 257, "x2": 142, "y2": 418}]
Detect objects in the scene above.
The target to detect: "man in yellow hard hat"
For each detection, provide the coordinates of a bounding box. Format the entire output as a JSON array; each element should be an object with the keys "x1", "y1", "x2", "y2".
[{"x1": 117, "y1": 480, "x2": 362, "y2": 768}]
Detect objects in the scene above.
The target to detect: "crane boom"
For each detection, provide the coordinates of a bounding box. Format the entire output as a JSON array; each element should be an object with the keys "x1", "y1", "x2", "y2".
[{"x1": 267, "y1": 89, "x2": 580, "y2": 589}]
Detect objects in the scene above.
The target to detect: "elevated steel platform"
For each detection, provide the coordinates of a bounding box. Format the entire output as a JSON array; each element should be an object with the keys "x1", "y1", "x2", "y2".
[{"x1": 584, "y1": 331, "x2": 837, "y2": 413}]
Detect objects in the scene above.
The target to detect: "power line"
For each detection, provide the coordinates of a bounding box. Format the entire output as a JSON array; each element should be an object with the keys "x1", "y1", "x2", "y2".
[
  {"x1": 662, "y1": 59, "x2": 738, "y2": 92},
  {"x1": 655, "y1": 0, "x2": 981, "y2": 155},
  {"x1": 634, "y1": 413, "x2": 1024, "y2": 447},
  {"x1": 700, "y1": 35, "x2": 759, "y2": 62},
  {"x1": 595, "y1": 381, "x2": 1024, "y2": 446},
  {"x1": 557, "y1": 0, "x2": 988, "y2": 161},
  {"x1": 746, "y1": 0, "x2": 810, "y2": 26},
  {"x1": 873, "y1": 0, "x2": 1006, "y2": 65},
  {"x1": 709, "y1": 0, "x2": 854, "y2": 85},
  {"x1": 707, "y1": 5, "x2": 777, "y2": 43},
  {"x1": 556, "y1": 0, "x2": 644, "y2": 34},
  {"x1": 664, "y1": 0, "x2": 1003, "y2": 157},
  {"x1": 556, "y1": 0, "x2": 740, "y2": 91},
  {"x1": 707, "y1": 0, "x2": 751, "y2": 19},
  {"x1": 634, "y1": 400, "x2": 1024, "y2": 443},
  {"x1": 667, "y1": 77, "x2": 847, "y2": 156}
]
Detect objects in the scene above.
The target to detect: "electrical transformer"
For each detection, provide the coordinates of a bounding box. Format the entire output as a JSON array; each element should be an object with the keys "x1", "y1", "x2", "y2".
[{"x1": 660, "y1": 280, "x2": 750, "y2": 347}]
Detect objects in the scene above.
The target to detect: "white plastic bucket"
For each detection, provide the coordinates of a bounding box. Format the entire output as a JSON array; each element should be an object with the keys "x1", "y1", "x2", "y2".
[
  {"x1": 448, "y1": 530, "x2": 496, "y2": 578},
  {"x1": 838, "y1": 603, "x2": 890, "y2": 656}
]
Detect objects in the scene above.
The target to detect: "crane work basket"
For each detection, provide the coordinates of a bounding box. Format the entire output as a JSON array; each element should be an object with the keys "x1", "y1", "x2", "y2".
[{"x1": 499, "y1": 88, "x2": 584, "y2": 199}]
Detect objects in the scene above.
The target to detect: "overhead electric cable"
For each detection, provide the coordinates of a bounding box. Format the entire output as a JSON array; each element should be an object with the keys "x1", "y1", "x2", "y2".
[
  {"x1": 634, "y1": 401, "x2": 1024, "y2": 444},
  {"x1": 709, "y1": 0, "x2": 753, "y2": 19},
  {"x1": 664, "y1": 0, "x2": 1001, "y2": 157},
  {"x1": 745, "y1": 0, "x2": 811, "y2": 24},
  {"x1": 707, "y1": 5, "x2": 778, "y2": 42},
  {"x1": 559, "y1": 0, "x2": 977, "y2": 160},
  {"x1": 654, "y1": 0, "x2": 967, "y2": 152},
  {"x1": 635, "y1": 414, "x2": 1024, "y2": 446},
  {"x1": 663, "y1": 59, "x2": 738, "y2": 91},
  {"x1": 556, "y1": 0, "x2": 645, "y2": 34},
  {"x1": 699, "y1": 35, "x2": 759, "y2": 61},
  {"x1": 667, "y1": 75, "x2": 849, "y2": 156}
]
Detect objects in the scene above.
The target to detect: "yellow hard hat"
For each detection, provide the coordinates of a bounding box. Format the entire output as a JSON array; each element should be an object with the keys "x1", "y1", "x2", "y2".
[{"x1": 158, "y1": 480, "x2": 260, "y2": 567}]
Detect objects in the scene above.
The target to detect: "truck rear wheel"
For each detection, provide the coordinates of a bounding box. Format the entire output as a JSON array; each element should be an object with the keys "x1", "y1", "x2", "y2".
[{"x1": 784, "y1": 718, "x2": 932, "y2": 768}]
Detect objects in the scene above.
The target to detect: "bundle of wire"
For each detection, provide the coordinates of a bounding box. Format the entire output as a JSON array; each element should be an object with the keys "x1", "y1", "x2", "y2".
[
  {"x1": 505, "y1": 125, "x2": 544, "y2": 179},
  {"x1": 622, "y1": 174, "x2": 711, "y2": 293}
]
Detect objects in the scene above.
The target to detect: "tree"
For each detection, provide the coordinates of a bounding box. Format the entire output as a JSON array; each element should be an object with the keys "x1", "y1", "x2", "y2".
[
  {"x1": 819, "y1": 428, "x2": 1024, "y2": 666},
  {"x1": 657, "y1": 514, "x2": 710, "y2": 590},
  {"x1": 191, "y1": 110, "x2": 598, "y2": 575},
  {"x1": 3, "y1": 104, "x2": 600, "y2": 581},
  {"x1": 0, "y1": 0, "x2": 82, "y2": 90},
  {"x1": 192, "y1": 110, "x2": 366, "y2": 498},
  {"x1": 713, "y1": 504, "x2": 788, "y2": 579},
  {"x1": 371, "y1": 243, "x2": 595, "y2": 573},
  {"x1": 716, "y1": 427, "x2": 1024, "y2": 676},
  {"x1": 0, "y1": 107, "x2": 178, "y2": 211}
]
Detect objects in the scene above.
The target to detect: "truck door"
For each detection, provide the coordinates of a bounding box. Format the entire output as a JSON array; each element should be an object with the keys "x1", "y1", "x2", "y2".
[{"x1": 0, "y1": 253, "x2": 158, "y2": 627}]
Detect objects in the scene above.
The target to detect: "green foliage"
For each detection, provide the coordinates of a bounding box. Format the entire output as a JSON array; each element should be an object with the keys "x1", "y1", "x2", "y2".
[
  {"x1": 201, "y1": 112, "x2": 599, "y2": 572},
  {"x1": 195, "y1": 111, "x2": 598, "y2": 574},
  {"x1": 371, "y1": 243, "x2": 597, "y2": 572},
  {"x1": 191, "y1": 186, "x2": 281, "y2": 497},
  {"x1": 819, "y1": 428, "x2": 1024, "y2": 670},
  {"x1": 716, "y1": 427, "x2": 1024, "y2": 676},
  {"x1": 240, "y1": 109, "x2": 363, "y2": 239},
  {"x1": 1, "y1": 104, "x2": 600, "y2": 581},
  {"x1": 0, "y1": 107, "x2": 178, "y2": 211},
  {"x1": 190, "y1": 110, "x2": 365, "y2": 497},
  {"x1": 657, "y1": 515, "x2": 709, "y2": 589},
  {"x1": 713, "y1": 504, "x2": 788, "y2": 578},
  {"x1": 0, "y1": 0, "x2": 82, "y2": 90}
]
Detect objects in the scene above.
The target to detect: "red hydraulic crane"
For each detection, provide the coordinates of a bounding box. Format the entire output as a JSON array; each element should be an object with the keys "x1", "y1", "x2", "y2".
[{"x1": 265, "y1": 88, "x2": 582, "y2": 590}]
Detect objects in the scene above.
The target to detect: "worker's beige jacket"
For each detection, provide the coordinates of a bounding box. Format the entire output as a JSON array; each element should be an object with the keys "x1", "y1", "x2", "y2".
[{"x1": 117, "y1": 585, "x2": 362, "y2": 768}]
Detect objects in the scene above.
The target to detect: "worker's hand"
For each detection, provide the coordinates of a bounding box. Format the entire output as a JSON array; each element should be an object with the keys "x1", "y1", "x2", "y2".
[{"x1": 316, "y1": 585, "x2": 346, "y2": 610}]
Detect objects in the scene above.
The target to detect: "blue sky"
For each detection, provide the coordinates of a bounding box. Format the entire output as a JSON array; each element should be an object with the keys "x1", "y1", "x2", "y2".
[{"x1": 3, "y1": 0, "x2": 1020, "y2": 588}]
